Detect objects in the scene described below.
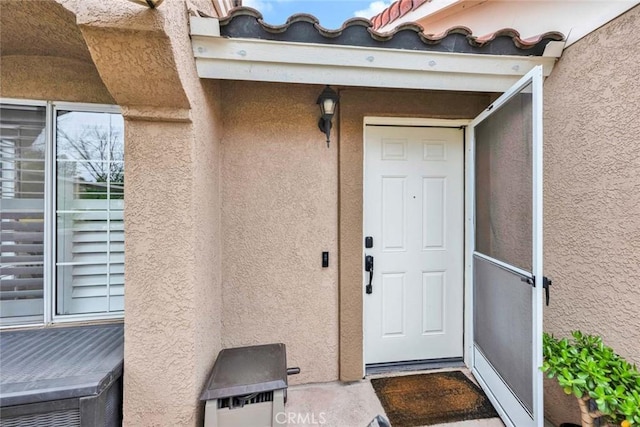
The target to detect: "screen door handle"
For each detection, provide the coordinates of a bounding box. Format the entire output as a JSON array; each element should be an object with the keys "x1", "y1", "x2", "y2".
[
  {"x1": 365, "y1": 255, "x2": 374, "y2": 294},
  {"x1": 543, "y1": 276, "x2": 552, "y2": 306},
  {"x1": 521, "y1": 275, "x2": 552, "y2": 306}
]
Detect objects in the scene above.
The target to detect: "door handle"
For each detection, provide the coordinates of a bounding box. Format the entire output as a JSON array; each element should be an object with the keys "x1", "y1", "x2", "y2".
[
  {"x1": 365, "y1": 255, "x2": 374, "y2": 294},
  {"x1": 521, "y1": 275, "x2": 552, "y2": 306},
  {"x1": 543, "y1": 276, "x2": 552, "y2": 306}
]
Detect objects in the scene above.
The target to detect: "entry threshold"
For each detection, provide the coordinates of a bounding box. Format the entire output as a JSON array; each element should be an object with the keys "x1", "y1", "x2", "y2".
[{"x1": 366, "y1": 357, "x2": 464, "y2": 376}]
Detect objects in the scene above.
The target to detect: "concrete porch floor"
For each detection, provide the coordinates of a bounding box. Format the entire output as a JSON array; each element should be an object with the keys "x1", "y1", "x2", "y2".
[{"x1": 285, "y1": 368, "x2": 506, "y2": 427}]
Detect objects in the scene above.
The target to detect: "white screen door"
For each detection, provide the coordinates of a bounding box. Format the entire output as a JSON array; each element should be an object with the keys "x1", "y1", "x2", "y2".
[
  {"x1": 469, "y1": 65, "x2": 544, "y2": 426},
  {"x1": 364, "y1": 125, "x2": 464, "y2": 364}
]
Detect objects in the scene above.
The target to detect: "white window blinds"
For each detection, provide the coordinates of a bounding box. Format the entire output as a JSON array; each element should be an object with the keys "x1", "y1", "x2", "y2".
[
  {"x1": 0, "y1": 105, "x2": 46, "y2": 325},
  {"x1": 55, "y1": 110, "x2": 124, "y2": 315},
  {"x1": 0, "y1": 102, "x2": 124, "y2": 326}
]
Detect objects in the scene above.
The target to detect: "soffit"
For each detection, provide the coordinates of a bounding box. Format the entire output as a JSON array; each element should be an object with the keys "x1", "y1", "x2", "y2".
[{"x1": 0, "y1": 0, "x2": 92, "y2": 63}]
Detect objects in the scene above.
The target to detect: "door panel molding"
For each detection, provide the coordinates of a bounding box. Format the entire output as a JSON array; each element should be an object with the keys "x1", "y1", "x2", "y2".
[{"x1": 364, "y1": 123, "x2": 465, "y2": 365}]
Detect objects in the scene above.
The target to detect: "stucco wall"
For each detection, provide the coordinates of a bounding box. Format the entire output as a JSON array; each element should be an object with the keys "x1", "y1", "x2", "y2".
[
  {"x1": 338, "y1": 88, "x2": 494, "y2": 380},
  {"x1": 220, "y1": 83, "x2": 494, "y2": 385},
  {"x1": 220, "y1": 81, "x2": 340, "y2": 385},
  {"x1": 123, "y1": 79, "x2": 222, "y2": 425},
  {"x1": 543, "y1": 5, "x2": 640, "y2": 425},
  {"x1": 0, "y1": 55, "x2": 114, "y2": 104},
  {"x1": 109, "y1": 3, "x2": 223, "y2": 426}
]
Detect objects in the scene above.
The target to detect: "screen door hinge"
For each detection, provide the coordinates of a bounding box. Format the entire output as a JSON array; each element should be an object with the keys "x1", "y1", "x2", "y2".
[{"x1": 521, "y1": 276, "x2": 552, "y2": 306}]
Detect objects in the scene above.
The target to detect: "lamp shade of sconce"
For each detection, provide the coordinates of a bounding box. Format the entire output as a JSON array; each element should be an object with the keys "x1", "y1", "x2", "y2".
[
  {"x1": 125, "y1": 0, "x2": 165, "y2": 8},
  {"x1": 316, "y1": 85, "x2": 340, "y2": 148}
]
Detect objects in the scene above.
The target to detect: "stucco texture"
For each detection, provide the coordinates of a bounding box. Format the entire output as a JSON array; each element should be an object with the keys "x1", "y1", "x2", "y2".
[
  {"x1": 0, "y1": 0, "x2": 91, "y2": 62},
  {"x1": 76, "y1": 2, "x2": 190, "y2": 111},
  {"x1": 107, "y1": 2, "x2": 223, "y2": 426},
  {"x1": 338, "y1": 88, "x2": 492, "y2": 380},
  {"x1": 0, "y1": 56, "x2": 114, "y2": 104},
  {"x1": 543, "y1": 5, "x2": 640, "y2": 425},
  {"x1": 123, "y1": 88, "x2": 222, "y2": 425},
  {"x1": 220, "y1": 81, "x2": 340, "y2": 385},
  {"x1": 0, "y1": 0, "x2": 113, "y2": 103}
]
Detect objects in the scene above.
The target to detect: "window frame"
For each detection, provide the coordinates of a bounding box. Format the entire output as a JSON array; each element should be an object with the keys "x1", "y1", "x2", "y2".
[{"x1": 1, "y1": 98, "x2": 124, "y2": 328}]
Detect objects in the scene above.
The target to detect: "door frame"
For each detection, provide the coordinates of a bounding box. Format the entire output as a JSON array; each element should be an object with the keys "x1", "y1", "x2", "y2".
[{"x1": 362, "y1": 117, "x2": 471, "y2": 372}]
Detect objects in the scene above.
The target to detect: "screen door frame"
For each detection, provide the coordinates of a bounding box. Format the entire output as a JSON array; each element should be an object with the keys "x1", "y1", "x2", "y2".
[{"x1": 464, "y1": 65, "x2": 544, "y2": 427}]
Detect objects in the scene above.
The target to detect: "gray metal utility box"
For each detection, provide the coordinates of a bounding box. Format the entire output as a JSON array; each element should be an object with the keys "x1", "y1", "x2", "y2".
[
  {"x1": 200, "y1": 343, "x2": 290, "y2": 427},
  {"x1": 0, "y1": 324, "x2": 124, "y2": 427}
]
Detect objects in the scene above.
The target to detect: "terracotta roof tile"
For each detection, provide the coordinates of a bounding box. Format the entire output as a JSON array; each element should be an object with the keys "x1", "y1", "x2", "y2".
[
  {"x1": 372, "y1": 0, "x2": 430, "y2": 30},
  {"x1": 381, "y1": 8, "x2": 391, "y2": 27},
  {"x1": 413, "y1": 0, "x2": 428, "y2": 9},
  {"x1": 219, "y1": 7, "x2": 564, "y2": 56},
  {"x1": 389, "y1": 1, "x2": 401, "y2": 21},
  {"x1": 399, "y1": 0, "x2": 413, "y2": 17},
  {"x1": 475, "y1": 28, "x2": 567, "y2": 49}
]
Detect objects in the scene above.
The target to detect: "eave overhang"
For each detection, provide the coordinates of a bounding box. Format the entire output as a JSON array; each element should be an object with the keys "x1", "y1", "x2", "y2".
[{"x1": 190, "y1": 15, "x2": 564, "y2": 93}]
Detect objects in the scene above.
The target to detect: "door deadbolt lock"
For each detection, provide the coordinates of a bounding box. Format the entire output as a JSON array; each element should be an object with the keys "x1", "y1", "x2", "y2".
[{"x1": 365, "y1": 255, "x2": 374, "y2": 294}]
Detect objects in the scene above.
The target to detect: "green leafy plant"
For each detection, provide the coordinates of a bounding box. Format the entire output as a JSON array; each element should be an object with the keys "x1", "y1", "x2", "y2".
[{"x1": 542, "y1": 331, "x2": 640, "y2": 427}]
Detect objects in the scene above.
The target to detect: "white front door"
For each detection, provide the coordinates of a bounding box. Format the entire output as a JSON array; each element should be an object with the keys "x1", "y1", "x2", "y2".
[{"x1": 364, "y1": 125, "x2": 464, "y2": 364}]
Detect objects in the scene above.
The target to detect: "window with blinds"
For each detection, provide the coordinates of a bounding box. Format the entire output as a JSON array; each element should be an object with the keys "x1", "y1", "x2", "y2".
[
  {"x1": 0, "y1": 102, "x2": 124, "y2": 326},
  {"x1": 56, "y1": 111, "x2": 124, "y2": 315},
  {"x1": 0, "y1": 105, "x2": 46, "y2": 325}
]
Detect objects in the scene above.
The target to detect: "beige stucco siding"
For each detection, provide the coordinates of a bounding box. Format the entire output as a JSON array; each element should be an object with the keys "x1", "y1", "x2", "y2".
[
  {"x1": 220, "y1": 83, "x2": 493, "y2": 384},
  {"x1": 123, "y1": 80, "x2": 222, "y2": 425},
  {"x1": 0, "y1": 55, "x2": 114, "y2": 104},
  {"x1": 115, "y1": 3, "x2": 224, "y2": 425},
  {"x1": 543, "y1": 5, "x2": 640, "y2": 425},
  {"x1": 220, "y1": 81, "x2": 340, "y2": 385}
]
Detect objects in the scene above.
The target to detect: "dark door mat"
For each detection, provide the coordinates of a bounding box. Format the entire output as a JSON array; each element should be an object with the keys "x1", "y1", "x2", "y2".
[{"x1": 371, "y1": 370, "x2": 498, "y2": 426}]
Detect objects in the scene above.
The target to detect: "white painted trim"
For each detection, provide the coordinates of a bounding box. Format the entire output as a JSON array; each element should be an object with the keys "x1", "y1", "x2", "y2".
[
  {"x1": 193, "y1": 36, "x2": 558, "y2": 75},
  {"x1": 473, "y1": 348, "x2": 530, "y2": 427},
  {"x1": 44, "y1": 102, "x2": 54, "y2": 325},
  {"x1": 190, "y1": 16, "x2": 220, "y2": 37},
  {"x1": 473, "y1": 252, "x2": 533, "y2": 279},
  {"x1": 51, "y1": 312, "x2": 125, "y2": 323},
  {"x1": 0, "y1": 98, "x2": 47, "y2": 106},
  {"x1": 361, "y1": 120, "x2": 367, "y2": 380},
  {"x1": 363, "y1": 117, "x2": 470, "y2": 127},
  {"x1": 362, "y1": 117, "x2": 467, "y2": 372},
  {"x1": 466, "y1": 65, "x2": 545, "y2": 427},
  {"x1": 463, "y1": 125, "x2": 474, "y2": 370},
  {"x1": 0, "y1": 323, "x2": 46, "y2": 331},
  {"x1": 543, "y1": 41, "x2": 566, "y2": 58},
  {"x1": 469, "y1": 69, "x2": 537, "y2": 128},
  {"x1": 531, "y1": 64, "x2": 545, "y2": 427},
  {"x1": 51, "y1": 102, "x2": 125, "y2": 323},
  {"x1": 52, "y1": 102, "x2": 121, "y2": 114},
  {"x1": 191, "y1": 22, "x2": 559, "y2": 92}
]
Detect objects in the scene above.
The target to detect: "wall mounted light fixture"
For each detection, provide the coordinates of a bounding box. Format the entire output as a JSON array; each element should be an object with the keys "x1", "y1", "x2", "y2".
[{"x1": 316, "y1": 86, "x2": 340, "y2": 148}]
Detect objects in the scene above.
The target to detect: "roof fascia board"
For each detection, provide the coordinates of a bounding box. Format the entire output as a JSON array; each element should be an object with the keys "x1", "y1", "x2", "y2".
[
  {"x1": 191, "y1": 16, "x2": 220, "y2": 37},
  {"x1": 191, "y1": 16, "x2": 558, "y2": 92}
]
